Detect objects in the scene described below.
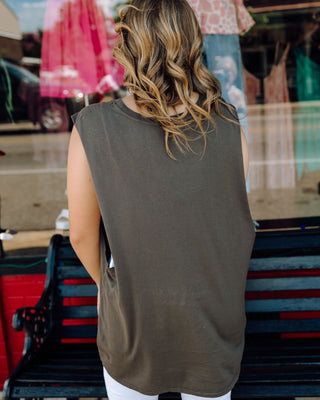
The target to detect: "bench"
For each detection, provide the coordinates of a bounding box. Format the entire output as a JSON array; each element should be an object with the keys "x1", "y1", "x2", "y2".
[{"x1": 4, "y1": 228, "x2": 320, "y2": 399}]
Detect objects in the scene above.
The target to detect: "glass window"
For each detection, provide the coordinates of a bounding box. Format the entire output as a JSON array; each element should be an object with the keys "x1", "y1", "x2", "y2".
[
  {"x1": 240, "y1": 1, "x2": 320, "y2": 224},
  {"x1": 0, "y1": 0, "x2": 320, "y2": 238}
]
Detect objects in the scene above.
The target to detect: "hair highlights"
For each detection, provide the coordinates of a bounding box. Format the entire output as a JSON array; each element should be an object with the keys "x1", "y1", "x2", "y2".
[{"x1": 114, "y1": 0, "x2": 231, "y2": 159}]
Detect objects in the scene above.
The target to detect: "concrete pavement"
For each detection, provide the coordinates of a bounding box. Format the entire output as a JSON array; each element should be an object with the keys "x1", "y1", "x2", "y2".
[{"x1": 0, "y1": 131, "x2": 69, "y2": 231}]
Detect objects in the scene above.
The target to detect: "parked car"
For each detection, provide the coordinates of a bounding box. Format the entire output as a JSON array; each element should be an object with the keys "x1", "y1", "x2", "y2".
[{"x1": 0, "y1": 59, "x2": 98, "y2": 132}]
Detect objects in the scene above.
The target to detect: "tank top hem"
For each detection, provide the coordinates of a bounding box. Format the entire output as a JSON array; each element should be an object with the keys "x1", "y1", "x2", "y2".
[{"x1": 101, "y1": 362, "x2": 240, "y2": 397}]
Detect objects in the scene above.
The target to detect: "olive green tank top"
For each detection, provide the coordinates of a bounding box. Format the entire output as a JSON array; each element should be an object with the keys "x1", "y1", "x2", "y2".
[{"x1": 72, "y1": 95, "x2": 255, "y2": 397}]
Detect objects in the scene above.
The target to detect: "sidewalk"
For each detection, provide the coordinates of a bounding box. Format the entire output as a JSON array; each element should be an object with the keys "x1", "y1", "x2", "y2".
[{"x1": 2, "y1": 229, "x2": 67, "y2": 256}]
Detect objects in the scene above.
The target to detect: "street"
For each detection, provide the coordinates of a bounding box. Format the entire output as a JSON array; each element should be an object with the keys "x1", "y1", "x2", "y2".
[{"x1": 0, "y1": 129, "x2": 69, "y2": 231}]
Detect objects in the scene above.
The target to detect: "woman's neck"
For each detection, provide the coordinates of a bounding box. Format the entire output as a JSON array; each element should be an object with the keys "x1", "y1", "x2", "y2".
[{"x1": 122, "y1": 92, "x2": 200, "y2": 116}]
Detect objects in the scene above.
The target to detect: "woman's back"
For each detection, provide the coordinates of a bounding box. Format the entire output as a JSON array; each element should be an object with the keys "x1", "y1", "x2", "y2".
[
  {"x1": 68, "y1": 1, "x2": 255, "y2": 398},
  {"x1": 72, "y1": 93, "x2": 255, "y2": 396}
]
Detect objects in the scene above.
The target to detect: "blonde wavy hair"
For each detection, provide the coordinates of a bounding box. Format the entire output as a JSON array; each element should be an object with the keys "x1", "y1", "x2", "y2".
[{"x1": 114, "y1": 0, "x2": 230, "y2": 159}]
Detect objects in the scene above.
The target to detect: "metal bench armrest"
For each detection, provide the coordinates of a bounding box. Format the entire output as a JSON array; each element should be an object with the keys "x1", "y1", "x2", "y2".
[{"x1": 12, "y1": 306, "x2": 51, "y2": 354}]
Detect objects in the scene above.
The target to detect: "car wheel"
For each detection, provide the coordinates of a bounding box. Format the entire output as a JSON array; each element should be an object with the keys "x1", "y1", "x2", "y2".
[{"x1": 40, "y1": 101, "x2": 69, "y2": 133}]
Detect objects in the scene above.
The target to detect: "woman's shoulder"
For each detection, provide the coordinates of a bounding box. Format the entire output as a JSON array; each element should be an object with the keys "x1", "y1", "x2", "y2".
[
  {"x1": 74, "y1": 100, "x2": 114, "y2": 121},
  {"x1": 71, "y1": 101, "x2": 121, "y2": 134}
]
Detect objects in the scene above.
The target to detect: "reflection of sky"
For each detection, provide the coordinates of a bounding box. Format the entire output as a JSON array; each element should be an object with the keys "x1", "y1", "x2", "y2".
[
  {"x1": 4, "y1": 0, "x2": 46, "y2": 33},
  {"x1": 4, "y1": 0, "x2": 126, "y2": 33}
]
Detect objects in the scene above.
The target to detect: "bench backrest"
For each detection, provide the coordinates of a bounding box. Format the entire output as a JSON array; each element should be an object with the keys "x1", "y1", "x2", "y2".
[
  {"x1": 46, "y1": 235, "x2": 98, "y2": 342},
  {"x1": 246, "y1": 228, "x2": 320, "y2": 338},
  {"x1": 46, "y1": 229, "x2": 320, "y2": 342}
]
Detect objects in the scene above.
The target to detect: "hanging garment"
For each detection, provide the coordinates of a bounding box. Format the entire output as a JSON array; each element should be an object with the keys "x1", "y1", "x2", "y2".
[
  {"x1": 294, "y1": 46, "x2": 320, "y2": 102},
  {"x1": 293, "y1": 46, "x2": 320, "y2": 179},
  {"x1": 203, "y1": 35, "x2": 246, "y2": 111},
  {"x1": 187, "y1": 0, "x2": 254, "y2": 191},
  {"x1": 243, "y1": 43, "x2": 291, "y2": 105},
  {"x1": 72, "y1": 95, "x2": 255, "y2": 397},
  {"x1": 40, "y1": 0, "x2": 122, "y2": 98},
  {"x1": 264, "y1": 103, "x2": 295, "y2": 189},
  {"x1": 264, "y1": 44, "x2": 295, "y2": 189},
  {"x1": 242, "y1": 67, "x2": 260, "y2": 105},
  {"x1": 245, "y1": 105, "x2": 264, "y2": 191},
  {"x1": 202, "y1": 34, "x2": 250, "y2": 191},
  {"x1": 244, "y1": 43, "x2": 295, "y2": 190},
  {"x1": 188, "y1": 0, "x2": 254, "y2": 35},
  {"x1": 264, "y1": 43, "x2": 291, "y2": 104},
  {"x1": 295, "y1": 103, "x2": 320, "y2": 179},
  {"x1": 96, "y1": 0, "x2": 124, "y2": 93}
]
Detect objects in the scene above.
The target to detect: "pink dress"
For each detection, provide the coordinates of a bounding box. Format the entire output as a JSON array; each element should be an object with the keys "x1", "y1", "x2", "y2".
[
  {"x1": 188, "y1": 0, "x2": 254, "y2": 35},
  {"x1": 40, "y1": 0, "x2": 123, "y2": 98}
]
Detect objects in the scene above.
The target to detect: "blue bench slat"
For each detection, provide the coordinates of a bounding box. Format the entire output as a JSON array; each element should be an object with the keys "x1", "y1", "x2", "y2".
[
  {"x1": 11, "y1": 387, "x2": 179, "y2": 399},
  {"x1": 12, "y1": 386, "x2": 107, "y2": 398},
  {"x1": 242, "y1": 352, "x2": 320, "y2": 363},
  {"x1": 242, "y1": 340, "x2": 320, "y2": 357},
  {"x1": 18, "y1": 368, "x2": 103, "y2": 381},
  {"x1": 249, "y1": 255, "x2": 320, "y2": 271},
  {"x1": 253, "y1": 230, "x2": 320, "y2": 251},
  {"x1": 232, "y1": 383, "x2": 320, "y2": 397},
  {"x1": 63, "y1": 306, "x2": 97, "y2": 319},
  {"x1": 57, "y1": 266, "x2": 91, "y2": 279},
  {"x1": 246, "y1": 318, "x2": 320, "y2": 334},
  {"x1": 241, "y1": 358, "x2": 320, "y2": 367},
  {"x1": 57, "y1": 245, "x2": 78, "y2": 260},
  {"x1": 245, "y1": 297, "x2": 320, "y2": 313},
  {"x1": 238, "y1": 365, "x2": 320, "y2": 380},
  {"x1": 57, "y1": 256, "x2": 320, "y2": 276},
  {"x1": 58, "y1": 284, "x2": 97, "y2": 297},
  {"x1": 57, "y1": 325, "x2": 97, "y2": 338},
  {"x1": 246, "y1": 276, "x2": 320, "y2": 291}
]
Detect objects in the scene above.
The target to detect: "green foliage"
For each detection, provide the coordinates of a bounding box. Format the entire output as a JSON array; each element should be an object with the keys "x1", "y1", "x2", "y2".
[{"x1": 113, "y1": 0, "x2": 131, "y2": 23}]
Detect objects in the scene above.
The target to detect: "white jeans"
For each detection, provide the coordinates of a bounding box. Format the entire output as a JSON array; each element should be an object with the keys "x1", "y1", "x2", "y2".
[{"x1": 103, "y1": 368, "x2": 231, "y2": 400}]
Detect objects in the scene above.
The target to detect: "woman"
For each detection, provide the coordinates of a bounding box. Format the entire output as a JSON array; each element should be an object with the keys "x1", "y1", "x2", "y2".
[{"x1": 67, "y1": 1, "x2": 255, "y2": 399}]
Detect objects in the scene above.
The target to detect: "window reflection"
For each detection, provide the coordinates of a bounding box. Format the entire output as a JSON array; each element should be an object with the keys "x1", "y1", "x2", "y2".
[
  {"x1": 241, "y1": 2, "x2": 320, "y2": 221},
  {"x1": 0, "y1": 0, "x2": 320, "y2": 228}
]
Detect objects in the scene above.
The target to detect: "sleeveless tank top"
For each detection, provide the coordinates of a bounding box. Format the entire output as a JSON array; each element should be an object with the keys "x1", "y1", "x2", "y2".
[{"x1": 72, "y1": 96, "x2": 255, "y2": 397}]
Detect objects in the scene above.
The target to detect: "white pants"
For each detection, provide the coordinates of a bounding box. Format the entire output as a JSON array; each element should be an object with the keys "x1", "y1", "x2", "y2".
[{"x1": 103, "y1": 368, "x2": 231, "y2": 400}]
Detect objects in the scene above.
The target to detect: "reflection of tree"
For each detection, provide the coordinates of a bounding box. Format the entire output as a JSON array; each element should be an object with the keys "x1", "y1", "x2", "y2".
[
  {"x1": 22, "y1": 32, "x2": 42, "y2": 58},
  {"x1": 0, "y1": 59, "x2": 14, "y2": 123},
  {"x1": 112, "y1": 0, "x2": 130, "y2": 23}
]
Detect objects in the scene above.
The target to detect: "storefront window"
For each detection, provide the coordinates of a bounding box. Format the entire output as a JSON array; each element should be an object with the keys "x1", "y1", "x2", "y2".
[
  {"x1": 0, "y1": 0, "x2": 127, "y2": 236},
  {"x1": 242, "y1": 0, "x2": 320, "y2": 223},
  {"x1": 0, "y1": 0, "x2": 320, "y2": 236}
]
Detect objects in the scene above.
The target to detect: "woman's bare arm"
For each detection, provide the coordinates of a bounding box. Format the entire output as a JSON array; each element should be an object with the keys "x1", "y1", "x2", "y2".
[
  {"x1": 67, "y1": 126, "x2": 101, "y2": 287},
  {"x1": 240, "y1": 127, "x2": 249, "y2": 181}
]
